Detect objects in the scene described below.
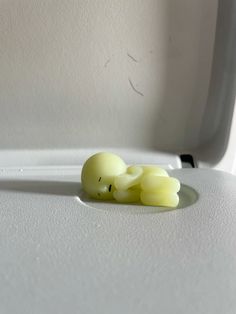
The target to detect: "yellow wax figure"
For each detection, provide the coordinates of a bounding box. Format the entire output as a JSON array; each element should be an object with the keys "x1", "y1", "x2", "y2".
[{"x1": 81, "y1": 152, "x2": 180, "y2": 207}]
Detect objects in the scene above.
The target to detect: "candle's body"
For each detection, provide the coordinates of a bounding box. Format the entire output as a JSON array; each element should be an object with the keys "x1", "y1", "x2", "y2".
[
  {"x1": 81, "y1": 152, "x2": 180, "y2": 208},
  {"x1": 141, "y1": 191, "x2": 179, "y2": 207},
  {"x1": 141, "y1": 175, "x2": 180, "y2": 193}
]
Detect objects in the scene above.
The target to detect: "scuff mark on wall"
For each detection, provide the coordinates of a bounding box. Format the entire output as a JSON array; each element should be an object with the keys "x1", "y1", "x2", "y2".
[
  {"x1": 127, "y1": 53, "x2": 138, "y2": 63},
  {"x1": 104, "y1": 59, "x2": 111, "y2": 68},
  {"x1": 128, "y1": 78, "x2": 144, "y2": 97}
]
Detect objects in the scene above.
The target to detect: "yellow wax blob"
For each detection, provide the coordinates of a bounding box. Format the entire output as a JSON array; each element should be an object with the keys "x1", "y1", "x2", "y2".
[{"x1": 81, "y1": 152, "x2": 180, "y2": 208}]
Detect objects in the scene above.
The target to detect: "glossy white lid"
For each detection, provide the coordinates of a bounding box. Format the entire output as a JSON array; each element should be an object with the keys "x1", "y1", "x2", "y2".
[{"x1": 0, "y1": 167, "x2": 236, "y2": 314}]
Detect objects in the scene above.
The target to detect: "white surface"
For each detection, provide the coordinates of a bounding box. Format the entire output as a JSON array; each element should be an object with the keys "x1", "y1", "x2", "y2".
[
  {"x1": 0, "y1": 0, "x2": 217, "y2": 151},
  {"x1": 195, "y1": 0, "x2": 236, "y2": 174},
  {"x1": 0, "y1": 148, "x2": 181, "y2": 169},
  {"x1": 198, "y1": 99, "x2": 236, "y2": 174},
  {"x1": 0, "y1": 168, "x2": 236, "y2": 314}
]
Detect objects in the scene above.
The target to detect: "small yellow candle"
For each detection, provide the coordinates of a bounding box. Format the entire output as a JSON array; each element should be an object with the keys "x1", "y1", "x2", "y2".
[{"x1": 81, "y1": 152, "x2": 180, "y2": 208}]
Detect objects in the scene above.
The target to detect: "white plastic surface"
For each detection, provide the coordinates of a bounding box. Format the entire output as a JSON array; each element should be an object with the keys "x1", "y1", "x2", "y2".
[
  {"x1": 197, "y1": 97, "x2": 236, "y2": 175},
  {"x1": 0, "y1": 168, "x2": 236, "y2": 314},
  {"x1": 0, "y1": 148, "x2": 181, "y2": 169}
]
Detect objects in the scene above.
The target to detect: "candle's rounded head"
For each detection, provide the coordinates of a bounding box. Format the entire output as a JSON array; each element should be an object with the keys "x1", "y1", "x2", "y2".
[{"x1": 81, "y1": 152, "x2": 127, "y2": 200}]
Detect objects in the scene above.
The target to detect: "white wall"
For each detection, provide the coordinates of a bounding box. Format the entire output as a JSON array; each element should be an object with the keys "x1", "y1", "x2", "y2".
[{"x1": 0, "y1": 0, "x2": 218, "y2": 151}]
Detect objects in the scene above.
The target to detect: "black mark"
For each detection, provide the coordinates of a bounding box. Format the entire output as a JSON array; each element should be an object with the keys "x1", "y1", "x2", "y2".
[
  {"x1": 127, "y1": 53, "x2": 138, "y2": 63},
  {"x1": 108, "y1": 184, "x2": 112, "y2": 192},
  {"x1": 128, "y1": 78, "x2": 144, "y2": 97},
  {"x1": 104, "y1": 59, "x2": 111, "y2": 68},
  {"x1": 180, "y1": 154, "x2": 195, "y2": 168},
  {"x1": 97, "y1": 192, "x2": 101, "y2": 196},
  {"x1": 98, "y1": 177, "x2": 101, "y2": 182}
]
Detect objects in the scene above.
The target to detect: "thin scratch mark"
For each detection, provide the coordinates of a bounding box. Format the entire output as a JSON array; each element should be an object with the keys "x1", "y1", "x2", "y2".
[
  {"x1": 128, "y1": 78, "x2": 144, "y2": 97},
  {"x1": 127, "y1": 53, "x2": 138, "y2": 63},
  {"x1": 104, "y1": 59, "x2": 111, "y2": 68}
]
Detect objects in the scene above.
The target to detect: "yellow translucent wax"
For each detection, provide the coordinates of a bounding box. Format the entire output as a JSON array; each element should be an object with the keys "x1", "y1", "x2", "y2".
[
  {"x1": 113, "y1": 189, "x2": 140, "y2": 203},
  {"x1": 141, "y1": 165, "x2": 169, "y2": 177},
  {"x1": 140, "y1": 191, "x2": 179, "y2": 207},
  {"x1": 81, "y1": 152, "x2": 127, "y2": 200},
  {"x1": 81, "y1": 152, "x2": 180, "y2": 208},
  {"x1": 114, "y1": 166, "x2": 143, "y2": 190},
  {"x1": 114, "y1": 165, "x2": 169, "y2": 191},
  {"x1": 141, "y1": 175, "x2": 180, "y2": 193}
]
